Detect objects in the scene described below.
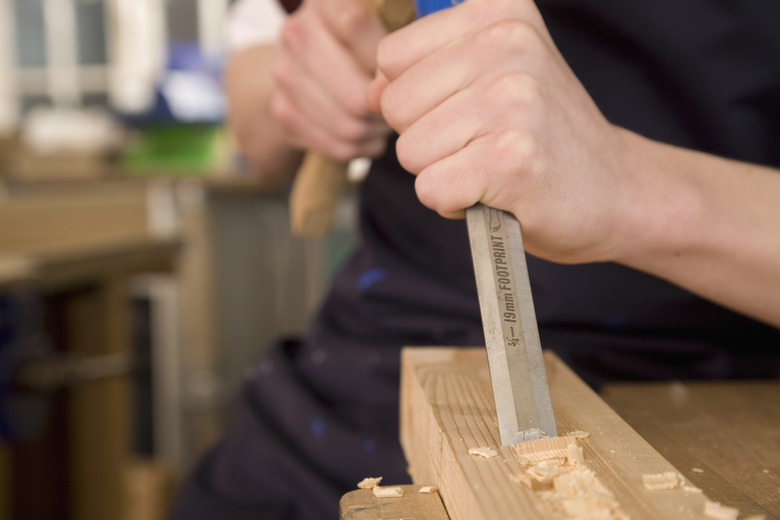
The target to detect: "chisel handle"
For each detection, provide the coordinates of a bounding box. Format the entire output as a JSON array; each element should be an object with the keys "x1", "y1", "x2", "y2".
[{"x1": 289, "y1": 0, "x2": 416, "y2": 238}]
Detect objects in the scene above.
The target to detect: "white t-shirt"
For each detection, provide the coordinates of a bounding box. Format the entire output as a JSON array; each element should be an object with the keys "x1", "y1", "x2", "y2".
[{"x1": 226, "y1": 0, "x2": 288, "y2": 53}]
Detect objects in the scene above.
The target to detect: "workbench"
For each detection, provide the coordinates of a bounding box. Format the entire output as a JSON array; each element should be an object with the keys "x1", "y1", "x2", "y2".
[
  {"x1": 0, "y1": 181, "x2": 180, "y2": 520},
  {"x1": 602, "y1": 380, "x2": 780, "y2": 518},
  {"x1": 342, "y1": 348, "x2": 779, "y2": 520}
]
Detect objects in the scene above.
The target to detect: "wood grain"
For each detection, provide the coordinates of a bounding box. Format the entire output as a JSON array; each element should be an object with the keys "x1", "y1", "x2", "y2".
[
  {"x1": 603, "y1": 381, "x2": 780, "y2": 519},
  {"x1": 400, "y1": 348, "x2": 724, "y2": 520}
]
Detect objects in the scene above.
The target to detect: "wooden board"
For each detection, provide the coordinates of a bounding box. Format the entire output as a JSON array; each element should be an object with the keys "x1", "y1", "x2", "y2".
[
  {"x1": 340, "y1": 485, "x2": 449, "y2": 520},
  {"x1": 0, "y1": 181, "x2": 150, "y2": 255},
  {"x1": 400, "y1": 348, "x2": 729, "y2": 520},
  {"x1": 603, "y1": 381, "x2": 780, "y2": 519}
]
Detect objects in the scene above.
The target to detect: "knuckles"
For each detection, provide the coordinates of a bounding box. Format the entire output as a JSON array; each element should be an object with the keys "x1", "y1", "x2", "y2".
[
  {"x1": 330, "y1": 1, "x2": 373, "y2": 40},
  {"x1": 487, "y1": 71, "x2": 546, "y2": 111},
  {"x1": 478, "y1": 18, "x2": 542, "y2": 53},
  {"x1": 279, "y1": 14, "x2": 308, "y2": 54}
]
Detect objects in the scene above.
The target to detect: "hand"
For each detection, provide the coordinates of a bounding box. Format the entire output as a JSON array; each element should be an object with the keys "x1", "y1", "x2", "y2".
[
  {"x1": 368, "y1": 0, "x2": 641, "y2": 264},
  {"x1": 271, "y1": 0, "x2": 392, "y2": 161}
]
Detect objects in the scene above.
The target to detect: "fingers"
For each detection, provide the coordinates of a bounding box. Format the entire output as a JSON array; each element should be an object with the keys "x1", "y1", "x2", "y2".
[
  {"x1": 281, "y1": 7, "x2": 375, "y2": 118},
  {"x1": 271, "y1": 82, "x2": 389, "y2": 160},
  {"x1": 273, "y1": 0, "x2": 392, "y2": 160},
  {"x1": 309, "y1": 0, "x2": 388, "y2": 72},
  {"x1": 413, "y1": 138, "x2": 493, "y2": 220},
  {"x1": 375, "y1": 0, "x2": 552, "y2": 82}
]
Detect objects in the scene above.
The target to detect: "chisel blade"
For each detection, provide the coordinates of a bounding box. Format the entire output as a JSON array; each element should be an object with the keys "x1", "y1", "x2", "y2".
[{"x1": 466, "y1": 204, "x2": 557, "y2": 445}]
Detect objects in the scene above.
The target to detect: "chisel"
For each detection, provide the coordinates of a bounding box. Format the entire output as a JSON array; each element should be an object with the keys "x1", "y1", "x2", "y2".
[{"x1": 415, "y1": 0, "x2": 557, "y2": 445}]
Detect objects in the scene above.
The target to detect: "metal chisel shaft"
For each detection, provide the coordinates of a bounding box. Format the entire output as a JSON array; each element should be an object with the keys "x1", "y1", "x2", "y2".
[{"x1": 466, "y1": 204, "x2": 557, "y2": 445}]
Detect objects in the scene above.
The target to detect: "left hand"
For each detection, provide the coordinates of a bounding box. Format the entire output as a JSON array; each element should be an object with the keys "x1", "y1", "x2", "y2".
[{"x1": 368, "y1": 0, "x2": 640, "y2": 264}]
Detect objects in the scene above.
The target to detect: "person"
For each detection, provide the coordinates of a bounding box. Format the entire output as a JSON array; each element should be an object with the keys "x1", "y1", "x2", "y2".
[{"x1": 170, "y1": 0, "x2": 780, "y2": 518}]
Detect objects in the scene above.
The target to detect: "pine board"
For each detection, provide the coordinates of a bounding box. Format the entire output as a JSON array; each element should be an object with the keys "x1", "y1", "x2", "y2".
[{"x1": 400, "y1": 348, "x2": 724, "y2": 520}]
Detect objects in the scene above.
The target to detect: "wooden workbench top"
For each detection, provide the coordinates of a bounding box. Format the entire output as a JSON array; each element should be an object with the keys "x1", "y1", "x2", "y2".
[{"x1": 602, "y1": 380, "x2": 780, "y2": 519}]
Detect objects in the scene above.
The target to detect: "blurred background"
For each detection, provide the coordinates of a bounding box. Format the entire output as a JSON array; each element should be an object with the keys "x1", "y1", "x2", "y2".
[{"x1": 0, "y1": 1, "x2": 358, "y2": 518}]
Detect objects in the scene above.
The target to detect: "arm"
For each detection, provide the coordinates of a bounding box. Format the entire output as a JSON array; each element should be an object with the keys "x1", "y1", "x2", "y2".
[
  {"x1": 225, "y1": 44, "x2": 302, "y2": 180},
  {"x1": 619, "y1": 134, "x2": 780, "y2": 328},
  {"x1": 368, "y1": 0, "x2": 780, "y2": 327},
  {"x1": 225, "y1": 0, "x2": 391, "y2": 181}
]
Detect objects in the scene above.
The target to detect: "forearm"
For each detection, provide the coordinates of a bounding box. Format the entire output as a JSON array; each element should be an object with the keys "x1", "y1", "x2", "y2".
[
  {"x1": 225, "y1": 44, "x2": 303, "y2": 180},
  {"x1": 618, "y1": 130, "x2": 780, "y2": 327}
]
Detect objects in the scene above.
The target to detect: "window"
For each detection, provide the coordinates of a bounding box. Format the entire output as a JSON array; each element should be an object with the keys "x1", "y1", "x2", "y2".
[{"x1": 0, "y1": 0, "x2": 232, "y2": 131}]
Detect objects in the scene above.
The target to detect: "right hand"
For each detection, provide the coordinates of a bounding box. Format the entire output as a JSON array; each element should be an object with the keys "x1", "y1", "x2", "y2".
[{"x1": 271, "y1": 0, "x2": 392, "y2": 162}]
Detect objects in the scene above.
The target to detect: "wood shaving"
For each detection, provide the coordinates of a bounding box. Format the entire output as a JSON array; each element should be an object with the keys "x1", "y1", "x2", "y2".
[
  {"x1": 682, "y1": 485, "x2": 703, "y2": 494},
  {"x1": 567, "y1": 442, "x2": 585, "y2": 468},
  {"x1": 565, "y1": 431, "x2": 590, "y2": 440},
  {"x1": 512, "y1": 436, "x2": 572, "y2": 463},
  {"x1": 642, "y1": 471, "x2": 684, "y2": 491},
  {"x1": 692, "y1": 467, "x2": 704, "y2": 474},
  {"x1": 373, "y1": 486, "x2": 404, "y2": 498},
  {"x1": 468, "y1": 447, "x2": 498, "y2": 459},
  {"x1": 510, "y1": 438, "x2": 629, "y2": 520},
  {"x1": 703, "y1": 501, "x2": 739, "y2": 520},
  {"x1": 357, "y1": 476, "x2": 383, "y2": 489},
  {"x1": 418, "y1": 485, "x2": 437, "y2": 494}
]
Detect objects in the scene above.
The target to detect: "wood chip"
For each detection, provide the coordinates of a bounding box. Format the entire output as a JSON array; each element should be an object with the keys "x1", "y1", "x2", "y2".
[
  {"x1": 642, "y1": 471, "x2": 684, "y2": 491},
  {"x1": 703, "y1": 501, "x2": 739, "y2": 520},
  {"x1": 692, "y1": 467, "x2": 705, "y2": 474},
  {"x1": 418, "y1": 485, "x2": 437, "y2": 494},
  {"x1": 565, "y1": 430, "x2": 590, "y2": 440},
  {"x1": 511, "y1": 436, "x2": 572, "y2": 463},
  {"x1": 372, "y1": 486, "x2": 404, "y2": 498},
  {"x1": 357, "y1": 477, "x2": 383, "y2": 489},
  {"x1": 567, "y1": 442, "x2": 585, "y2": 468},
  {"x1": 468, "y1": 447, "x2": 498, "y2": 459}
]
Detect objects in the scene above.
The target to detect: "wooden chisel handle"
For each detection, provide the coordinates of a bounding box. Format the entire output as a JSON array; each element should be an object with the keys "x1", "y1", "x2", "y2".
[{"x1": 289, "y1": 0, "x2": 416, "y2": 238}]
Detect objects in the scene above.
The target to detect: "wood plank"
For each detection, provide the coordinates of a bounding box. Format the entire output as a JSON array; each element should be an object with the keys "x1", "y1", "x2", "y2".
[
  {"x1": 340, "y1": 485, "x2": 450, "y2": 520},
  {"x1": 602, "y1": 381, "x2": 780, "y2": 519},
  {"x1": 400, "y1": 348, "x2": 728, "y2": 520},
  {"x1": 0, "y1": 181, "x2": 150, "y2": 254}
]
